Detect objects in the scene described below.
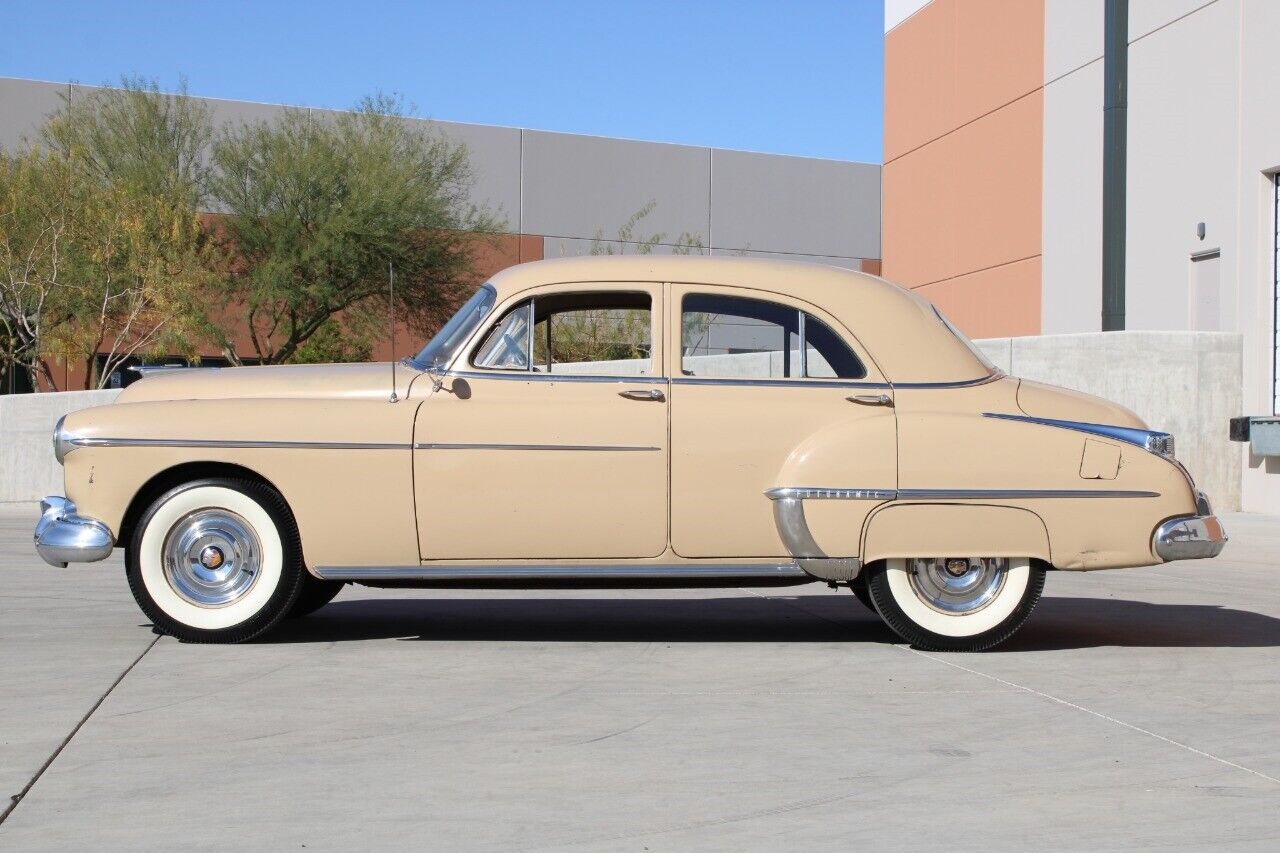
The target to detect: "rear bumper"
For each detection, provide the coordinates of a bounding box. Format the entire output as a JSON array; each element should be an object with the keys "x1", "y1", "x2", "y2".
[
  {"x1": 1152, "y1": 492, "x2": 1227, "y2": 562},
  {"x1": 33, "y1": 496, "x2": 115, "y2": 568}
]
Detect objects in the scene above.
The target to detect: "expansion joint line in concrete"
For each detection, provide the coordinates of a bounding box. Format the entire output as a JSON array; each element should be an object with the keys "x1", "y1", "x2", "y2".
[
  {"x1": 904, "y1": 648, "x2": 1280, "y2": 787},
  {"x1": 739, "y1": 587, "x2": 1280, "y2": 789},
  {"x1": 0, "y1": 634, "x2": 162, "y2": 826}
]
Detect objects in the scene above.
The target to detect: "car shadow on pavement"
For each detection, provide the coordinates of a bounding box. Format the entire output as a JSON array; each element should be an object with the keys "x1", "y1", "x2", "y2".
[
  {"x1": 255, "y1": 593, "x2": 1280, "y2": 650},
  {"x1": 1001, "y1": 596, "x2": 1280, "y2": 651},
  {"x1": 259, "y1": 595, "x2": 895, "y2": 644}
]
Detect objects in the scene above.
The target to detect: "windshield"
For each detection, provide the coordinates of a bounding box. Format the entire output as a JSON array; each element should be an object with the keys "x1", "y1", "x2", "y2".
[
  {"x1": 411, "y1": 284, "x2": 497, "y2": 370},
  {"x1": 933, "y1": 306, "x2": 998, "y2": 373}
]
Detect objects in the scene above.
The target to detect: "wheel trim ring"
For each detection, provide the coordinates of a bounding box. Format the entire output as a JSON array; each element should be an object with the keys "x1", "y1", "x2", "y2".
[
  {"x1": 162, "y1": 508, "x2": 264, "y2": 608},
  {"x1": 906, "y1": 557, "x2": 1009, "y2": 616}
]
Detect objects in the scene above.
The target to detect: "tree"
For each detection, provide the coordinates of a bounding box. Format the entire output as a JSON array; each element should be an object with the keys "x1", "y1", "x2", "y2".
[
  {"x1": 0, "y1": 78, "x2": 215, "y2": 390},
  {"x1": 207, "y1": 94, "x2": 501, "y2": 365},
  {"x1": 0, "y1": 148, "x2": 76, "y2": 390}
]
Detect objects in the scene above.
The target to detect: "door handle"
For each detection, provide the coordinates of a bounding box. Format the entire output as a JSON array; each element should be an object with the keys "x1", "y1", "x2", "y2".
[
  {"x1": 847, "y1": 393, "x2": 893, "y2": 407},
  {"x1": 619, "y1": 389, "x2": 665, "y2": 402}
]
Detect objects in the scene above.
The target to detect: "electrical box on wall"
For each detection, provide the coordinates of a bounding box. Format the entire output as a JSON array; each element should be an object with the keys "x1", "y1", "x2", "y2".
[{"x1": 1235, "y1": 416, "x2": 1280, "y2": 457}]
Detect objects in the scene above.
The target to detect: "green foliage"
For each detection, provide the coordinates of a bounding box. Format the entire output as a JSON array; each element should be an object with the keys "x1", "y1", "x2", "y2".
[
  {"x1": 1, "y1": 80, "x2": 499, "y2": 387},
  {"x1": 0, "y1": 79, "x2": 214, "y2": 389},
  {"x1": 289, "y1": 318, "x2": 374, "y2": 364},
  {"x1": 208, "y1": 93, "x2": 502, "y2": 365},
  {"x1": 535, "y1": 309, "x2": 650, "y2": 367},
  {"x1": 587, "y1": 200, "x2": 705, "y2": 256}
]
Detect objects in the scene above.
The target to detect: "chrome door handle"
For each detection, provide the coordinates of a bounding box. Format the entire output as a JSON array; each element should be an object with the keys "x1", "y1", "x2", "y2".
[
  {"x1": 847, "y1": 393, "x2": 893, "y2": 406},
  {"x1": 619, "y1": 389, "x2": 665, "y2": 402}
]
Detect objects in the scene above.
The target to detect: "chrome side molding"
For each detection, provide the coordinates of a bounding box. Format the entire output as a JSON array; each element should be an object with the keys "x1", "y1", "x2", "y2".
[
  {"x1": 983, "y1": 412, "x2": 1176, "y2": 459},
  {"x1": 66, "y1": 437, "x2": 411, "y2": 451},
  {"x1": 314, "y1": 563, "x2": 808, "y2": 582},
  {"x1": 763, "y1": 484, "x2": 1161, "y2": 582},
  {"x1": 764, "y1": 488, "x2": 869, "y2": 582}
]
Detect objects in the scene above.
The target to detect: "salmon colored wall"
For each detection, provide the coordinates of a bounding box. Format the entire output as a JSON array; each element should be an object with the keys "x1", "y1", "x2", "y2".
[
  {"x1": 916, "y1": 256, "x2": 1042, "y2": 338},
  {"x1": 882, "y1": 0, "x2": 1045, "y2": 338}
]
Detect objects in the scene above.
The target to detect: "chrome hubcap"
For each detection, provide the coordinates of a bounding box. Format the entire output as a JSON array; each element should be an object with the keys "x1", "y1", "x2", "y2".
[
  {"x1": 907, "y1": 557, "x2": 1008, "y2": 615},
  {"x1": 163, "y1": 509, "x2": 262, "y2": 607}
]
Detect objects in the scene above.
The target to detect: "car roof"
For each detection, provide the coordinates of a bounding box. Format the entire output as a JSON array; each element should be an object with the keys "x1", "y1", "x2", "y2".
[{"x1": 485, "y1": 256, "x2": 993, "y2": 384}]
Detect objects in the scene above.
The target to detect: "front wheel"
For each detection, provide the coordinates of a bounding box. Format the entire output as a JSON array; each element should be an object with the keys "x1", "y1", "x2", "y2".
[
  {"x1": 866, "y1": 557, "x2": 1045, "y2": 652},
  {"x1": 126, "y1": 478, "x2": 305, "y2": 643}
]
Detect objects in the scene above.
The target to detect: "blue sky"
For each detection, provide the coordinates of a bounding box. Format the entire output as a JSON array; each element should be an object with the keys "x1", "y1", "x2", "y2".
[{"x1": 3, "y1": 1, "x2": 885, "y2": 163}]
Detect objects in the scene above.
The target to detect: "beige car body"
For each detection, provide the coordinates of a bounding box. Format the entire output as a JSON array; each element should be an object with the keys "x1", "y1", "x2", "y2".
[{"x1": 44, "y1": 256, "x2": 1222, "y2": 584}]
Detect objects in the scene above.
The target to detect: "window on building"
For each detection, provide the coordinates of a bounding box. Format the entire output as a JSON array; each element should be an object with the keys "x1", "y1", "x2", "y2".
[{"x1": 681, "y1": 293, "x2": 865, "y2": 380}]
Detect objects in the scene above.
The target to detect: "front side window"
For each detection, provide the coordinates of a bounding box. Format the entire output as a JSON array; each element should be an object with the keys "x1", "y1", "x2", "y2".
[
  {"x1": 474, "y1": 291, "x2": 653, "y2": 375},
  {"x1": 681, "y1": 293, "x2": 865, "y2": 380},
  {"x1": 413, "y1": 284, "x2": 497, "y2": 370}
]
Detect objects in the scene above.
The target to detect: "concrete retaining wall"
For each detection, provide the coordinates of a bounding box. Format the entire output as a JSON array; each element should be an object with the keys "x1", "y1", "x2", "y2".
[
  {"x1": 0, "y1": 390, "x2": 120, "y2": 504},
  {"x1": 975, "y1": 331, "x2": 1242, "y2": 511}
]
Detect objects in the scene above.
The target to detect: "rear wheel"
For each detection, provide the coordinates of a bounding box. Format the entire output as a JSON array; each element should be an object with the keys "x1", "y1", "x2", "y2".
[
  {"x1": 866, "y1": 557, "x2": 1045, "y2": 652},
  {"x1": 849, "y1": 575, "x2": 875, "y2": 612},
  {"x1": 126, "y1": 478, "x2": 304, "y2": 643}
]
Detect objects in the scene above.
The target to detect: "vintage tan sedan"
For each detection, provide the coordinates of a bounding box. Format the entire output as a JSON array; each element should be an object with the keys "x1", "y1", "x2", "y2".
[{"x1": 34, "y1": 256, "x2": 1226, "y2": 650}]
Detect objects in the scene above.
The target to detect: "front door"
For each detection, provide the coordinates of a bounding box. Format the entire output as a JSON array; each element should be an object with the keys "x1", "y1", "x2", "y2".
[
  {"x1": 414, "y1": 283, "x2": 668, "y2": 560},
  {"x1": 668, "y1": 284, "x2": 897, "y2": 559}
]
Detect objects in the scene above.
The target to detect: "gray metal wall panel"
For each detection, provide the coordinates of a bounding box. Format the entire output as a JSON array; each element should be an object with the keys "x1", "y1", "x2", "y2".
[
  {"x1": 543, "y1": 236, "x2": 623, "y2": 258},
  {"x1": 429, "y1": 119, "x2": 521, "y2": 231},
  {"x1": 710, "y1": 150, "x2": 881, "y2": 260},
  {"x1": 522, "y1": 130, "x2": 712, "y2": 244},
  {"x1": 709, "y1": 248, "x2": 863, "y2": 271},
  {"x1": 304, "y1": 110, "x2": 520, "y2": 230},
  {"x1": 0, "y1": 78, "x2": 70, "y2": 151},
  {"x1": 544, "y1": 236, "x2": 710, "y2": 258}
]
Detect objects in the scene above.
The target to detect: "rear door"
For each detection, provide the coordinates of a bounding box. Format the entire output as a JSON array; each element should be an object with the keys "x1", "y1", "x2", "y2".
[{"x1": 668, "y1": 284, "x2": 897, "y2": 558}]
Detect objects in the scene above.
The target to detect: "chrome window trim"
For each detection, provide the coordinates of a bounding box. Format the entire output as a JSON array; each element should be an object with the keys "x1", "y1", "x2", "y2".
[
  {"x1": 314, "y1": 563, "x2": 807, "y2": 581},
  {"x1": 671, "y1": 372, "x2": 1002, "y2": 391},
  {"x1": 66, "y1": 437, "x2": 410, "y2": 451},
  {"x1": 415, "y1": 442, "x2": 660, "y2": 452},
  {"x1": 982, "y1": 412, "x2": 1175, "y2": 458},
  {"x1": 446, "y1": 370, "x2": 666, "y2": 386}
]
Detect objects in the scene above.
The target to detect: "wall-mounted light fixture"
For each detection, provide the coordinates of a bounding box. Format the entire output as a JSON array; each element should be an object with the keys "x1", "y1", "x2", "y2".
[{"x1": 1196, "y1": 222, "x2": 1206, "y2": 240}]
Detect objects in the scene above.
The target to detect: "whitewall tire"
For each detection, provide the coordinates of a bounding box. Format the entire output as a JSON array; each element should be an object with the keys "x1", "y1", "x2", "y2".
[
  {"x1": 126, "y1": 479, "x2": 304, "y2": 643},
  {"x1": 866, "y1": 557, "x2": 1046, "y2": 652}
]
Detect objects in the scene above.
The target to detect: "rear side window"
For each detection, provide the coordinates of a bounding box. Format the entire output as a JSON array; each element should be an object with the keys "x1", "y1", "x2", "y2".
[{"x1": 681, "y1": 294, "x2": 866, "y2": 380}]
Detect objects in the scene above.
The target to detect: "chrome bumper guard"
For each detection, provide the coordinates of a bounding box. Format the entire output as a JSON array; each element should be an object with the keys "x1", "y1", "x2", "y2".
[
  {"x1": 1152, "y1": 492, "x2": 1227, "y2": 562},
  {"x1": 34, "y1": 496, "x2": 115, "y2": 568}
]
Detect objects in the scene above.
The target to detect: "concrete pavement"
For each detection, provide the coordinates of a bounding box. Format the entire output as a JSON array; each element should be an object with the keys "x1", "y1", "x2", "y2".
[{"x1": 1, "y1": 504, "x2": 1278, "y2": 850}]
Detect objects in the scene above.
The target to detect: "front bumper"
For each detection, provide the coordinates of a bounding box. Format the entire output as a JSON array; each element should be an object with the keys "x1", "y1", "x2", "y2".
[
  {"x1": 1152, "y1": 492, "x2": 1227, "y2": 562},
  {"x1": 33, "y1": 496, "x2": 115, "y2": 568}
]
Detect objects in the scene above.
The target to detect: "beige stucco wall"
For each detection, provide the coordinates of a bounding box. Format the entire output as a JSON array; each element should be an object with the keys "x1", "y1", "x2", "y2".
[{"x1": 1039, "y1": 0, "x2": 1280, "y2": 512}]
